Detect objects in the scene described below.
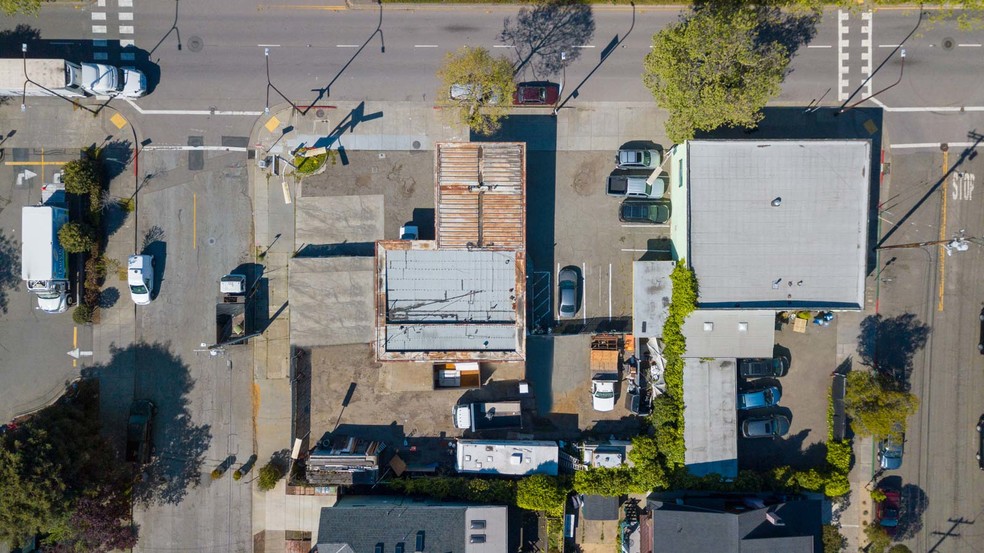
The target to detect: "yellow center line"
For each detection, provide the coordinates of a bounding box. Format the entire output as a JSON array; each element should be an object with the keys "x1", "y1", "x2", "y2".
[
  {"x1": 193, "y1": 193, "x2": 197, "y2": 249},
  {"x1": 73, "y1": 326, "x2": 78, "y2": 368},
  {"x1": 938, "y1": 149, "x2": 949, "y2": 312},
  {"x1": 2, "y1": 161, "x2": 68, "y2": 166}
]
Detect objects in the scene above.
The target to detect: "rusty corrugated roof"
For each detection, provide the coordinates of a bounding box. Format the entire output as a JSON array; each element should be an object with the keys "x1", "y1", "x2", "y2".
[{"x1": 435, "y1": 142, "x2": 526, "y2": 251}]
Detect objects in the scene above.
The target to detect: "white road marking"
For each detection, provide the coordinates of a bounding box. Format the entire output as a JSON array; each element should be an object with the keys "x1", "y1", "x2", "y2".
[
  {"x1": 575, "y1": 45, "x2": 595, "y2": 48},
  {"x1": 608, "y1": 264, "x2": 612, "y2": 321},
  {"x1": 959, "y1": 43, "x2": 983, "y2": 47},
  {"x1": 258, "y1": 44, "x2": 281, "y2": 47},
  {"x1": 118, "y1": 0, "x2": 132, "y2": 6},
  {"x1": 414, "y1": 44, "x2": 439, "y2": 48},
  {"x1": 92, "y1": 25, "x2": 107, "y2": 34},
  {"x1": 951, "y1": 172, "x2": 975, "y2": 201},
  {"x1": 123, "y1": 99, "x2": 263, "y2": 116},
  {"x1": 863, "y1": 11, "x2": 873, "y2": 96},
  {"x1": 120, "y1": 39, "x2": 135, "y2": 48},
  {"x1": 93, "y1": 39, "x2": 108, "y2": 47},
  {"x1": 140, "y1": 145, "x2": 250, "y2": 152},
  {"x1": 890, "y1": 142, "x2": 984, "y2": 150},
  {"x1": 807, "y1": 44, "x2": 832, "y2": 48},
  {"x1": 97, "y1": 0, "x2": 105, "y2": 6},
  {"x1": 837, "y1": 10, "x2": 849, "y2": 101},
  {"x1": 582, "y1": 262, "x2": 587, "y2": 324},
  {"x1": 92, "y1": 12, "x2": 106, "y2": 20},
  {"x1": 93, "y1": 52, "x2": 109, "y2": 60},
  {"x1": 336, "y1": 44, "x2": 360, "y2": 48},
  {"x1": 493, "y1": 44, "x2": 515, "y2": 48},
  {"x1": 119, "y1": 12, "x2": 133, "y2": 21},
  {"x1": 120, "y1": 25, "x2": 134, "y2": 34},
  {"x1": 879, "y1": 44, "x2": 902, "y2": 48},
  {"x1": 121, "y1": 52, "x2": 136, "y2": 61}
]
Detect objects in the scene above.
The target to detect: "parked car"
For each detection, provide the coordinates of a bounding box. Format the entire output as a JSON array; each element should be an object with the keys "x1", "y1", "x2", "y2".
[
  {"x1": 591, "y1": 378, "x2": 617, "y2": 412},
  {"x1": 877, "y1": 428, "x2": 905, "y2": 470},
  {"x1": 607, "y1": 172, "x2": 666, "y2": 199},
  {"x1": 126, "y1": 399, "x2": 156, "y2": 465},
  {"x1": 738, "y1": 356, "x2": 790, "y2": 378},
  {"x1": 737, "y1": 385, "x2": 781, "y2": 410},
  {"x1": 513, "y1": 82, "x2": 560, "y2": 105},
  {"x1": 875, "y1": 487, "x2": 902, "y2": 536},
  {"x1": 127, "y1": 254, "x2": 154, "y2": 305},
  {"x1": 978, "y1": 308, "x2": 984, "y2": 353},
  {"x1": 400, "y1": 224, "x2": 419, "y2": 240},
  {"x1": 616, "y1": 148, "x2": 660, "y2": 170},
  {"x1": 558, "y1": 266, "x2": 580, "y2": 318},
  {"x1": 619, "y1": 200, "x2": 671, "y2": 224},
  {"x1": 449, "y1": 84, "x2": 500, "y2": 104},
  {"x1": 741, "y1": 414, "x2": 790, "y2": 439},
  {"x1": 977, "y1": 414, "x2": 984, "y2": 470}
]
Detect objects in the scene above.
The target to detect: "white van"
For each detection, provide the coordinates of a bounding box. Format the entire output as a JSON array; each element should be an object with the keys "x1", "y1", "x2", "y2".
[{"x1": 607, "y1": 171, "x2": 666, "y2": 198}]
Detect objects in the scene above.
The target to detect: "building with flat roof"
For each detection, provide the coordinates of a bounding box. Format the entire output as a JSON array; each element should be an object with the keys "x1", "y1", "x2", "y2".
[
  {"x1": 669, "y1": 139, "x2": 871, "y2": 310},
  {"x1": 305, "y1": 435, "x2": 385, "y2": 486},
  {"x1": 317, "y1": 496, "x2": 507, "y2": 553},
  {"x1": 455, "y1": 439, "x2": 558, "y2": 476},
  {"x1": 683, "y1": 358, "x2": 738, "y2": 478},
  {"x1": 375, "y1": 143, "x2": 526, "y2": 362},
  {"x1": 680, "y1": 310, "x2": 775, "y2": 359}
]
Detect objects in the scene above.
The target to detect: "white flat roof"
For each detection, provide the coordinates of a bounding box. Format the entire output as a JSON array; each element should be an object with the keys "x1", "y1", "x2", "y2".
[
  {"x1": 455, "y1": 439, "x2": 558, "y2": 476},
  {"x1": 632, "y1": 261, "x2": 676, "y2": 338},
  {"x1": 687, "y1": 140, "x2": 870, "y2": 309},
  {"x1": 683, "y1": 358, "x2": 738, "y2": 478},
  {"x1": 681, "y1": 309, "x2": 776, "y2": 358}
]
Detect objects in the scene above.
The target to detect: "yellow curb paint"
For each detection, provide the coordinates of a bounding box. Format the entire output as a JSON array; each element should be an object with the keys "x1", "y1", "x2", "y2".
[
  {"x1": 264, "y1": 116, "x2": 281, "y2": 133},
  {"x1": 193, "y1": 193, "x2": 197, "y2": 249},
  {"x1": 73, "y1": 326, "x2": 77, "y2": 368},
  {"x1": 110, "y1": 112, "x2": 128, "y2": 129},
  {"x1": 3, "y1": 161, "x2": 68, "y2": 166}
]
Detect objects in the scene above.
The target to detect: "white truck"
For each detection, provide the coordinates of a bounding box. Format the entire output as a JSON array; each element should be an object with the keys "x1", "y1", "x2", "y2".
[
  {"x1": 453, "y1": 401, "x2": 524, "y2": 433},
  {"x1": 21, "y1": 206, "x2": 71, "y2": 314},
  {"x1": 0, "y1": 58, "x2": 146, "y2": 98},
  {"x1": 590, "y1": 334, "x2": 621, "y2": 412}
]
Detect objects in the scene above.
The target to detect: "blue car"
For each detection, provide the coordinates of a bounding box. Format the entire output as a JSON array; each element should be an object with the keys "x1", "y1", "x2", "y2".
[{"x1": 737, "y1": 386, "x2": 781, "y2": 410}]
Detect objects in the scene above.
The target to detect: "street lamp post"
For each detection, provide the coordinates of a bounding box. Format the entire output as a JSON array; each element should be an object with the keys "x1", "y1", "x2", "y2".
[
  {"x1": 264, "y1": 48, "x2": 299, "y2": 115},
  {"x1": 20, "y1": 43, "x2": 97, "y2": 115}
]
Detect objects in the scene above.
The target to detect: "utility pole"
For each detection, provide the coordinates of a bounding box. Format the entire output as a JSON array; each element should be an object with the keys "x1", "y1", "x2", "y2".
[{"x1": 877, "y1": 230, "x2": 974, "y2": 256}]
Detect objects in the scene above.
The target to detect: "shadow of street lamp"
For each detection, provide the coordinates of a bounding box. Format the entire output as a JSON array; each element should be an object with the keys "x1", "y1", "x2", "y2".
[{"x1": 20, "y1": 43, "x2": 98, "y2": 115}]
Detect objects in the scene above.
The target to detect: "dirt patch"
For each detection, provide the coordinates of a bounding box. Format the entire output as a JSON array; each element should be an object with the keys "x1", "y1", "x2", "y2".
[{"x1": 571, "y1": 156, "x2": 606, "y2": 197}]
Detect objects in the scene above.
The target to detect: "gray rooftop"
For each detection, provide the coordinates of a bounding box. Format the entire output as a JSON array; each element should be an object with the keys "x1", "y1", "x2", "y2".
[
  {"x1": 386, "y1": 250, "x2": 518, "y2": 323},
  {"x1": 383, "y1": 324, "x2": 518, "y2": 352},
  {"x1": 632, "y1": 261, "x2": 675, "y2": 338},
  {"x1": 647, "y1": 496, "x2": 823, "y2": 553},
  {"x1": 683, "y1": 358, "x2": 738, "y2": 478},
  {"x1": 317, "y1": 497, "x2": 507, "y2": 553},
  {"x1": 681, "y1": 310, "x2": 776, "y2": 358},
  {"x1": 290, "y1": 257, "x2": 375, "y2": 347},
  {"x1": 582, "y1": 495, "x2": 620, "y2": 521},
  {"x1": 686, "y1": 140, "x2": 870, "y2": 309}
]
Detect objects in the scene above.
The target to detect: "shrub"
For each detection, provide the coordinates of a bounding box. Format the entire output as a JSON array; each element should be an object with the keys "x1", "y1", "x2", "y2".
[
  {"x1": 385, "y1": 476, "x2": 516, "y2": 504},
  {"x1": 826, "y1": 440, "x2": 852, "y2": 475},
  {"x1": 823, "y1": 472, "x2": 851, "y2": 498},
  {"x1": 63, "y1": 157, "x2": 102, "y2": 195},
  {"x1": 821, "y1": 524, "x2": 845, "y2": 553},
  {"x1": 863, "y1": 522, "x2": 892, "y2": 553},
  {"x1": 58, "y1": 222, "x2": 96, "y2": 253},
  {"x1": 257, "y1": 462, "x2": 284, "y2": 491},
  {"x1": 72, "y1": 304, "x2": 93, "y2": 324},
  {"x1": 515, "y1": 475, "x2": 567, "y2": 517}
]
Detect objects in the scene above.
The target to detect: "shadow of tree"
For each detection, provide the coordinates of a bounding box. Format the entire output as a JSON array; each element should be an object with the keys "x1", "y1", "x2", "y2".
[
  {"x1": 897, "y1": 482, "x2": 929, "y2": 540},
  {"x1": 81, "y1": 341, "x2": 211, "y2": 506},
  {"x1": 857, "y1": 314, "x2": 930, "y2": 391},
  {"x1": 0, "y1": 24, "x2": 41, "y2": 57},
  {"x1": 498, "y1": 0, "x2": 595, "y2": 79},
  {"x1": 0, "y1": 230, "x2": 20, "y2": 314},
  {"x1": 691, "y1": 1, "x2": 820, "y2": 62},
  {"x1": 100, "y1": 138, "x2": 133, "y2": 183},
  {"x1": 98, "y1": 286, "x2": 120, "y2": 309}
]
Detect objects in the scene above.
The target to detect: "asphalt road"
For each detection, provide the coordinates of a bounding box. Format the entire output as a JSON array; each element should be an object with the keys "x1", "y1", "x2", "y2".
[{"x1": 875, "y1": 146, "x2": 984, "y2": 552}]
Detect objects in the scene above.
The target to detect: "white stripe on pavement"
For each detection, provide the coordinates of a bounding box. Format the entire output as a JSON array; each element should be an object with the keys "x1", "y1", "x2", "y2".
[
  {"x1": 92, "y1": 25, "x2": 107, "y2": 34},
  {"x1": 123, "y1": 99, "x2": 263, "y2": 116},
  {"x1": 92, "y1": 12, "x2": 106, "y2": 20},
  {"x1": 891, "y1": 142, "x2": 984, "y2": 150},
  {"x1": 119, "y1": 25, "x2": 134, "y2": 34},
  {"x1": 807, "y1": 44, "x2": 832, "y2": 48},
  {"x1": 119, "y1": 12, "x2": 133, "y2": 20},
  {"x1": 120, "y1": 39, "x2": 135, "y2": 48}
]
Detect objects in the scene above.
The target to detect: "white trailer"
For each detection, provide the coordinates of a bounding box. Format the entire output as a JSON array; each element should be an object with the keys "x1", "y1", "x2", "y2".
[
  {"x1": 21, "y1": 206, "x2": 70, "y2": 313},
  {"x1": 0, "y1": 58, "x2": 87, "y2": 98}
]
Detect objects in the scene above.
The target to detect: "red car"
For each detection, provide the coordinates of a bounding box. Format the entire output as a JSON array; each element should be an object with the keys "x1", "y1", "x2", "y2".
[
  {"x1": 512, "y1": 82, "x2": 560, "y2": 105},
  {"x1": 875, "y1": 488, "x2": 901, "y2": 536}
]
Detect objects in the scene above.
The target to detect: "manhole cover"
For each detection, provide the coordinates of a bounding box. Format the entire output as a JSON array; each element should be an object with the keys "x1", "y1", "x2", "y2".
[
  {"x1": 208, "y1": 237, "x2": 216, "y2": 245},
  {"x1": 315, "y1": 109, "x2": 325, "y2": 118},
  {"x1": 412, "y1": 140, "x2": 421, "y2": 150},
  {"x1": 188, "y1": 36, "x2": 204, "y2": 52},
  {"x1": 942, "y1": 37, "x2": 954, "y2": 50}
]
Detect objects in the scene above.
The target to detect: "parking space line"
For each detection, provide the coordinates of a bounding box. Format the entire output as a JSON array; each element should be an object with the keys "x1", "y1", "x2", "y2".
[
  {"x1": 193, "y1": 193, "x2": 197, "y2": 249},
  {"x1": 582, "y1": 262, "x2": 586, "y2": 324},
  {"x1": 72, "y1": 326, "x2": 77, "y2": 368}
]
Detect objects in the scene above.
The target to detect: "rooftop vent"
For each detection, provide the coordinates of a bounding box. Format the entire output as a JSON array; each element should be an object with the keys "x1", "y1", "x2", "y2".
[
  {"x1": 396, "y1": 544, "x2": 404, "y2": 553},
  {"x1": 376, "y1": 544, "x2": 384, "y2": 553},
  {"x1": 771, "y1": 197, "x2": 782, "y2": 207},
  {"x1": 703, "y1": 322, "x2": 714, "y2": 332},
  {"x1": 416, "y1": 531, "x2": 425, "y2": 552},
  {"x1": 766, "y1": 512, "x2": 785, "y2": 526},
  {"x1": 471, "y1": 520, "x2": 486, "y2": 530},
  {"x1": 738, "y1": 322, "x2": 748, "y2": 332},
  {"x1": 469, "y1": 535, "x2": 486, "y2": 544}
]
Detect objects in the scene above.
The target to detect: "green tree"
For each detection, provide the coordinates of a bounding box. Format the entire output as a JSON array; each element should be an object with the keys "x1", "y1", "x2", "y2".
[
  {"x1": 821, "y1": 524, "x2": 845, "y2": 553},
  {"x1": 0, "y1": 0, "x2": 44, "y2": 16},
  {"x1": 573, "y1": 467, "x2": 633, "y2": 496},
  {"x1": 257, "y1": 462, "x2": 284, "y2": 492},
  {"x1": 863, "y1": 522, "x2": 892, "y2": 553},
  {"x1": 516, "y1": 474, "x2": 567, "y2": 517},
  {"x1": 62, "y1": 157, "x2": 102, "y2": 196},
  {"x1": 887, "y1": 545, "x2": 913, "y2": 553},
  {"x1": 844, "y1": 371, "x2": 919, "y2": 438},
  {"x1": 642, "y1": 5, "x2": 791, "y2": 143},
  {"x1": 58, "y1": 222, "x2": 96, "y2": 253},
  {"x1": 437, "y1": 46, "x2": 516, "y2": 135},
  {"x1": 0, "y1": 446, "x2": 69, "y2": 546}
]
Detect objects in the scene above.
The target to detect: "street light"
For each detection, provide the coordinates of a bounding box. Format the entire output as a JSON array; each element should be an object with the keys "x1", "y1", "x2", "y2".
[
  {"x1": 839, "y1": 49, "x2": 906, "y2": 114},
  {"x1": 20, "y1": 42, "x2": 97, "y2": 115},
  {"x1": 264, "y1": 47, "x2": 299, "y2": 115}
]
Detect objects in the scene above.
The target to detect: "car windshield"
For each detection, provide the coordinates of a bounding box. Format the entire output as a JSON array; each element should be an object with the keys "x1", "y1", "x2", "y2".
[
  {"x1": 130, "y1": 284, "x2": 148, "y2": 294},
  {"x1": 594, "y1": 390, "x2": 615, "y2": 399},
  {"x1": 37, "y1": 290, "x2": 62, "y2": 299}
]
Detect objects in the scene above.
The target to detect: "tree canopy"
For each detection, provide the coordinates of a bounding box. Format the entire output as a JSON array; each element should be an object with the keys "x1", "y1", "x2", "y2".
[
  {"x1": 515, "y1": 474, "x2": 567, "y2": 517},
  {"x1": 62, "y1": 157, "x2": 102, "y2": 196},
  {"x1": 0, "y1": 0, "x2": 44, "y2": 16},
  {"x1": 844, "y1": 370, "x2": 919, "y2": 438},
  {"x1": 437, "y1": 47, "x2": 516, "y2": 135},
  {"x1": 642, "y1": 5, "x2": 790, "y2": 143}
]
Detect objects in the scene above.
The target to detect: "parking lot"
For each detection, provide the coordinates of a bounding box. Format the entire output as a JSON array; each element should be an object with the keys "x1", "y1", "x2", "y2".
[{"x1": 737, "y1": 319, "x2": 839, "y2": 470}]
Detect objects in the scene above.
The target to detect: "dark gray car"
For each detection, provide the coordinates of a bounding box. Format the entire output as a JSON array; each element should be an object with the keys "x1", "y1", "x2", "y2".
[
  {"x1": 739, "y1": 356, "x2": 790, "y2": 378},
  {"x1": 558, "y1": 266, "x2": 579, "y2": 319},
  {"x1": 619, "y1": 200, "x2": 671, "y2": 224},
  {"x1": 741, "y1": 414, "x2": 790, "y2": 439},
  {"x1": 126, "y1": 399, "x2": 156, "y2": 465}
]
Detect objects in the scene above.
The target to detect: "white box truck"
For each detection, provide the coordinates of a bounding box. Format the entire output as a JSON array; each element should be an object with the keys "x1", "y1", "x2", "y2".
[
  {"x1": 0, "y1": 58, "x2": 146, "y2": 98},
  {"x1": 21, "y1": 206, "x2": 70, "y2": 313}
]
